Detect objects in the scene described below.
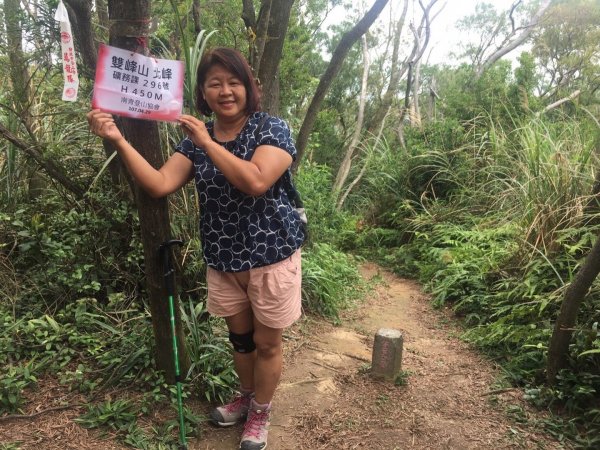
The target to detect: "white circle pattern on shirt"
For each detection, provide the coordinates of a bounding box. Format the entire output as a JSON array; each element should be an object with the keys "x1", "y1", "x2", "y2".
[{"x1": 176, "y1": 112, "x2": 305, "y2": 272}]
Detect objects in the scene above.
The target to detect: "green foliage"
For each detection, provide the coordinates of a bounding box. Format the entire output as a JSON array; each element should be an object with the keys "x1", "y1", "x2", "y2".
[
  {"x1": 508, "y1": 52, "x2": 542, "y2": 116},
  {"x1": 0, "y1": 364, "x2": 38, "y2": 414},
  {"x1": 76, "y1": 398, "x2": 139, "y2": 431},
  {"x1": 0, "y1": 443, "x2": 22, "y2": 450},
  {"x1": 164, "y1": 1, "x2": 217, "y2": 113},
  {"x1": 301, "y1": 242, "x2": 366, "y2": 322},
  {"x1": 76, "y1": 397, "x2": 202, "y2": 448},
  {"x1": 179, "y1": 299, "x2": 236, "y2": 404},
  {"x1": 2, "y1": 0, "x2": 600, "y2": 447},
  {"x1": 361, "y1": 112, "x2": 600, "y2": 445},
  {"x1": 1, "y1": 190, "x2": 142, "y2": 310},
  {"x1": 394, "y1": 369, "x2": 412, "y2": 387},
  {"x1": 0, "y1": 287, "x2": 225, "y2": 446},
  {"x1": 470, "y1": 116, "x2": 596, "y2": 253},
  {"x1": 294, "y1": 162, "x2": 359, "y2": 249},
  {"x1": 532, "y1": 0, "x2": 600, "y2": 106}
]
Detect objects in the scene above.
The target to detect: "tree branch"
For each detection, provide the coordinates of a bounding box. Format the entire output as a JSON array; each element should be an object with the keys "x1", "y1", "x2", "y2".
[
  {"x1": 475, "y1": 0, "x2": 551, "y2": 79},
  {"x1": 536, "y1": 90, "x2": 581, "y2": 116},
  {"x1": 0, "y1": 121, "x2": 85, "y2": 198}
]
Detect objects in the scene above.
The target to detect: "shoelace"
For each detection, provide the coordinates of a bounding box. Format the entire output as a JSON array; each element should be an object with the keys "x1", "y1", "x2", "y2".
[
  {"x1": 243, "y1": 409, "x2": 269, "y2": 439},
  {"x1": 225, "y1": 395, "x2": 248, "y2": 413}
]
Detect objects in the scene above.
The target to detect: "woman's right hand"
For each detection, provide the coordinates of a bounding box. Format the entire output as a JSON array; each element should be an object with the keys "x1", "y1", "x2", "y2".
[{"x1": 87, "y1": 109, "x2": 124, "y2": 143}]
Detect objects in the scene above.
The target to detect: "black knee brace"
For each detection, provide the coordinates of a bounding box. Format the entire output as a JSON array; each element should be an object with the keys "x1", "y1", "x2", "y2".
[{"x1": 229, "y1": 330, "x2": 256, "y2": 353}]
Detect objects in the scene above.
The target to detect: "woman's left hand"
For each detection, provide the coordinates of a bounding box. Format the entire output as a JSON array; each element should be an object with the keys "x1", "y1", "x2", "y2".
[{"x1": 178, "y1": 114, "x2": 212, "y2": 148}]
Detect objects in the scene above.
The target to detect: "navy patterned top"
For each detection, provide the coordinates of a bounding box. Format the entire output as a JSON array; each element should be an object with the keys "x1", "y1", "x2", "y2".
[{"x1": 175, "y1": 111, "x2": 305, "y2": 272}]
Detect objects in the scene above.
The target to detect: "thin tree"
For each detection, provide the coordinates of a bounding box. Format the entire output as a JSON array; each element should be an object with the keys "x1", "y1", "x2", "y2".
[
  {"x1": 366, "y1": 0, "x2": 409, "y2": 134},
  {"x1": 242, "y1": 0, "x2": 295, "y2": 115},
  {"x1": 294, "y1": 0, "x2": 391, "y2": 169},
  {"x1": 63, "y1": 0, "x2": 97, "y2": 78},
  {"x1": 65, "y1": 0, "x2": 131, "y2": 189},
  {"x1": 338, "y1": 111, "x2": 390, "y2": 208},
  {"x1": 400, "y1": 0, "x2": 439, "y2": 126},
  {"x1": 547, "y1": 235, "x2": 600, "y2": 384},
  {"x1": 4, "y1": 0, "x2": 34, "y2": 131},
  {"x1": 333, "y1": 33, "x2": 370, "y2": 203}
]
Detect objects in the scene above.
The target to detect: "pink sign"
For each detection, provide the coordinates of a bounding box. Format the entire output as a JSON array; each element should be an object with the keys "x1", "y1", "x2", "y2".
[{"x1": 92, "y1": 44, "x2": 184, "y2": 122}]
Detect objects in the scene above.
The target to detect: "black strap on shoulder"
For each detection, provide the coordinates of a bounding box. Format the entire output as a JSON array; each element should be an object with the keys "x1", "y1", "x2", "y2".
[
  {"x1": 253, "y1": 113, "x2": 307, "y2": 231},
  {"x1": 254, "y1": 113, "x2": 269, "y2": 143}
]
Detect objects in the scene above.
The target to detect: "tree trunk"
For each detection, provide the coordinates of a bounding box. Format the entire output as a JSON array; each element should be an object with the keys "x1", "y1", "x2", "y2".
[
  {"x1": 412, "y1": 57, "x2": 422, "y2": 127},
  {"x1": 547, "y1": 235, "x2": 600, "y2": 384},
  {"x1": 0, "y1": 122, "x2": 85, "y2": 198},
  {"x1": 399, "y1": 0, "x2": 437, "y2": 127},
  {"x1": 5, "y1": 0, "x2": 33, "y2": 129},
  {"x1": 338, "y1": 113, "x2": 389, "y2": 207},
  {"x1": 63, "y1": 0, "x2": 98, "y2": 78},
  {"x1": 256, "y1": 0, "x2": 294, "y2": 114},
  {"x1": 294, "y1": 0, "x2": 391, "y2": 169},
  {"x1": 333, "y1": 34, "x2": 370, "y2": 201},
  {"x1": 96, "y1": 0, "x2": 110, "y2": 37},
  {"x1": 536, "y1": 90, "x2": 581, "y2": 117},
  {"x1": 585, "y1": 147, "x2": 600, "y2": 216},
  {"x1": 5, "y1": 0, "x2": 44, "y2": 197},
  {"x1": 366, "y1": 0, "x2": 408, "y2": 134},
  {"x1": 192, "y1": 0, "x2": 202, "y2": 33},
  {"x1": 243, "y1": 0, "x2": 270, "y2": 78},
  {"x1": 107, "y1": 0, "x2": 189, "y2": 382}
]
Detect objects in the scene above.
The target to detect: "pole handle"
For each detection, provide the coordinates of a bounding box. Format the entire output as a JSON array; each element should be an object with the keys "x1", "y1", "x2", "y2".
[{"x1": 159, "y1": 239, "x2": 184, "y2": 275}]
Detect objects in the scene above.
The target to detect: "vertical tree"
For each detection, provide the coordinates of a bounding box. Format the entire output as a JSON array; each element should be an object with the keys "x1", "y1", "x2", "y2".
[
  {"x1": 242, "y1": 0, "x2": 295, "y2": 114},
  {"x1": 547, "y1": 237, "x2": 600, "y2": 384},
  {"x1": 400, "y1": 0, "x2": 439, "y2": 128},
  {"x1": 294, "y1": 0, "x2": 391, "y2": 167},
  {"x1": 366, "y1": 0, "x2": 409, "y2": 133},
  {"x1": 106, "y1": 0, "x2": 189, "y2": 380},
  {"x1": 63, "y1": 0, "x2": 97, "y2": 77},
  {"x1": 4, "y1": 0, "x2": 33, "y2": 130},
  {"x1": 332, "y1": 33, "x2": 370, "y2": 201}
]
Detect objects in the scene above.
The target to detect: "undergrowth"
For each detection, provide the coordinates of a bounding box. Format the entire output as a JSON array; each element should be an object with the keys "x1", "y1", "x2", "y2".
[
  {"x1": 0, "y1": 162, "x2": 367, "y2": 447},
  {"x1": 350, "y1": 114, "x2": 600, "y2": 449}
]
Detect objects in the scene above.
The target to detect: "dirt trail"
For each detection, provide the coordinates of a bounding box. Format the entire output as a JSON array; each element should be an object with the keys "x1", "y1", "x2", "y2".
[
  {"x1": 196, "y1": 264, "x2": 565, "y2": 450},
  {"x1": 0, "y1": 264, "x2": 566, "y2": 449}
]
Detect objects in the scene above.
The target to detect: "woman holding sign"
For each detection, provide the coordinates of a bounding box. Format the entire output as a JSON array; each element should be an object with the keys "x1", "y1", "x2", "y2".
[{"x1": 87, "y1": 47, "x2": 305, "y2": 450}]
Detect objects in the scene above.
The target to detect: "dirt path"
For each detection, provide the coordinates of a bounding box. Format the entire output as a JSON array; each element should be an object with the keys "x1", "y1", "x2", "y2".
[
  {"x1": 196, "y1": 264, "x2": 565, "y2": 450},
  {"x1": 1, "y1": 264, "x2": 567, "y2": 449}
]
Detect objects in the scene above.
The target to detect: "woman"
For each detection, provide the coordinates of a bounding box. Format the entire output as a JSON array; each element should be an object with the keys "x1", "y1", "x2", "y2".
[{"x1": 87, "y1": 47, "x2": 305, "y2": 450}]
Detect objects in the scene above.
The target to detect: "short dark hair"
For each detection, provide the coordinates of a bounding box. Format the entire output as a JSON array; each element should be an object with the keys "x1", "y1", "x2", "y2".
[{"x1": 195, "y1": 47, "x2": 262, "y2": 116}]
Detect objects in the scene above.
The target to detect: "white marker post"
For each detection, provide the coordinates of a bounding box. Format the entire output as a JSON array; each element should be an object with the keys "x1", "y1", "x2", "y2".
[{"x1": 54, "y1": 1, "x2": 79, "y2": 102}]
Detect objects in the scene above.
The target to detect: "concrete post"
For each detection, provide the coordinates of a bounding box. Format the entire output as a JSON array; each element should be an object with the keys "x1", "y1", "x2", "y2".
[{"x1": 371, "y1": 328, "x2": 403, "y2": 380}]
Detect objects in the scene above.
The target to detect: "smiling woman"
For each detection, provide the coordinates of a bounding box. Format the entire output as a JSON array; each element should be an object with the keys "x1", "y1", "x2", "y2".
[
  {"x1": 88, "y1": 47, "x2": 306, "y2": 450},
  {"x1": 194, "y1": 48, "x2": 261, "y2": 120}
]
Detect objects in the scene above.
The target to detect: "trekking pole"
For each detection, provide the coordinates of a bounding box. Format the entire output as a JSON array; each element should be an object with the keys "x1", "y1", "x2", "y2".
[{"x1": 159, "y1": 239, "x2": 187, "y2": 450}]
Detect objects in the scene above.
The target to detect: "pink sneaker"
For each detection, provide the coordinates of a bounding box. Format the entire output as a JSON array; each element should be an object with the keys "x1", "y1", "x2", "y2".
[
  {"x1": 210, "y1": 391, "x2": 253, "y2": 427},
  {"x1": 240, "y1": 399, "x2": 271, "y2": 450}
]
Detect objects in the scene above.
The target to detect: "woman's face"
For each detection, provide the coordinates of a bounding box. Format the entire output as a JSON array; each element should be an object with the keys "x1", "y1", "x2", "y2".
[{"x1": 202, "y1": 64, "x2": 247, "y2": 121}]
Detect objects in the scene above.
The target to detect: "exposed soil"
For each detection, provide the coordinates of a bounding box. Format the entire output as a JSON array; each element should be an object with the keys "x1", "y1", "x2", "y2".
[{"x1": 0, "y1": 264, "x2": 568, "y2": 449}]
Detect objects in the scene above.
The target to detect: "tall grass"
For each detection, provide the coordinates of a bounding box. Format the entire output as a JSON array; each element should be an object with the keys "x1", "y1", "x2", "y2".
[
  {"x1": 301, "y1": 243, "x2": 366, "y2": 322},
  {"x1": 482, "y1": 116, "x2": 598, "y2": 253},
  {"x1": 359, "y1": 113, "x2": 600, "y2": 447}
]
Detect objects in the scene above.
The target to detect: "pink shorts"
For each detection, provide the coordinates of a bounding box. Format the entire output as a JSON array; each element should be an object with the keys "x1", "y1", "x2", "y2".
[{"x1": 206, "y1": 250, "x2": 302, "y2": 329}]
